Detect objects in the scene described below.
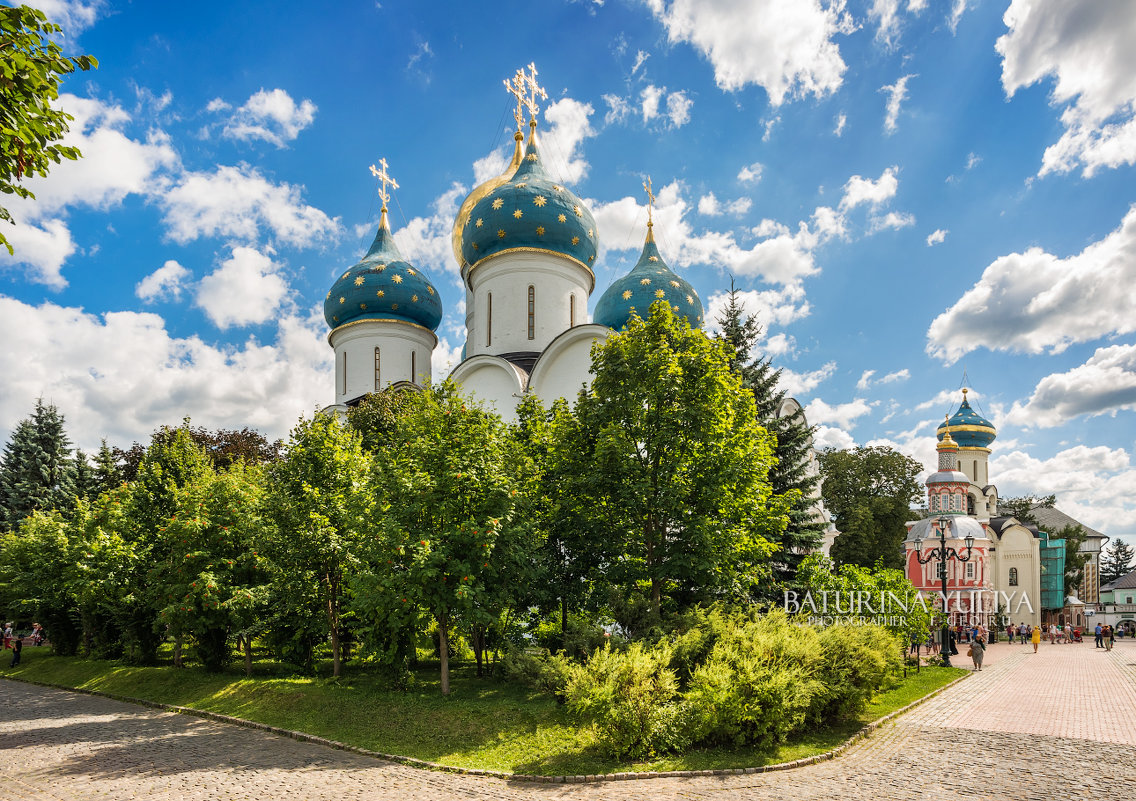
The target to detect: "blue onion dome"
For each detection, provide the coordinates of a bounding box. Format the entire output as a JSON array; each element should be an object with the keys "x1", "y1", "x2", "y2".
[
  {"x1": 460, "y1": 123, "x2": 598, "y2": 277},
  {"x1": 593, "y1": 220, "x2": 704, "y2": 330},
  {"x1": 324, "y1": 207, "x2": 443, "y2": 333},
  {"x1": 936, "y1": 389, "x2": 997, "y2": 448},
  {"x1": 452, "y1": 129, "x2": 525, "y2": 273}
]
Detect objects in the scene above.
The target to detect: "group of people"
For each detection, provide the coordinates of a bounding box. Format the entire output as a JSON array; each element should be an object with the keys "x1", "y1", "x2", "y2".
[
  {"x1": 3, "y1": 622, "x2": 45, "y2": 668},
  {"x1": 1094, "y1": 623, "x2": 1117, "y2": 650}
]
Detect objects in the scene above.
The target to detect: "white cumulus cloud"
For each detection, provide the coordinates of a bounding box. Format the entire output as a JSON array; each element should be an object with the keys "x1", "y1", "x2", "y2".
[
  {"x1": 219, "y1": 88, "x2": 317, "y2": 148},
  {"x1": 1006, "y1": 344, "x2": 1136, "y2": 428},
  {"x1": 839, "y1": 166, "x2": 899, "y2": 210},
  {"x1": 195, "y1": 247, "x2": 290, "y2": 329},
  {"x1": 927, "y1": 206, "x2": 1136, "y2": 363},
  {"x1": 737, "y1": 162, "x2": 764, "y2": 183},
  {"x1": 542, "y1": 97, "x2": 597, "y2": 184},
  {"x1": 645, "y1": 0, "x2": 853, "y2": 106},
  {"x1": 926, "y1": 228, "x2": 948, "y2": 246},
  {"x1": 880, "y1": 73, "x2": 916, "y2": 134},
  {"x1": 997, "y1": 0, "x2": 1136, "y2": 176},
  {"x1": 136, "y1": 260, "x2": 191, "y2": 303}
]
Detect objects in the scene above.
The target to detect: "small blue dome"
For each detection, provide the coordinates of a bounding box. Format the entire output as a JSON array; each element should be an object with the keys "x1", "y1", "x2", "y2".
[
  {"x1": 460, "y1": 126, "x2": 597, "y2": 273},
  {"x1": 324, "y1": 210, "x2": 442, "y2": 333},
  {"x1": 593, "y1": 224, "x2": 703, "y2": 330},
  {"x1": 937, "y1": 390, "x2": 996, "y2": 449}
]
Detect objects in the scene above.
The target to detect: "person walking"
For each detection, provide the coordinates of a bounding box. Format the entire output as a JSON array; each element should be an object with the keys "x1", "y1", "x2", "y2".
[
  {"x1": 970, "y1": 635, "x2": 986, "y2": 670},
  {"x1": 2, "y1": 622, "x2": 11, "y2": 650},
  {"x1": 1095, "y1": 623, "x2": 1103, "y2": 648},
  {"x1": 1106, "y1": 624, "x2": 1115, "y2": 651},
  {"x1": 8, "y1": 636, "x2": 21, "y2": 668},
  {"x1": 1031, "y1": 624, "x2": 1042, "y2": 653}
]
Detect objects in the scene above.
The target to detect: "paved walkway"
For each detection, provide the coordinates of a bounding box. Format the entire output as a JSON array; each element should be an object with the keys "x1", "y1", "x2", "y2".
[{"x1": 3, "y1": 640, "x2": 1135, "y2": 800}]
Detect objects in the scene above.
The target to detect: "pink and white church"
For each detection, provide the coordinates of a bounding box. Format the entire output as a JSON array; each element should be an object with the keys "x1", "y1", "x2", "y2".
[{"x1": 903, "y1": 391, "x2": 1042, "y2": 629}]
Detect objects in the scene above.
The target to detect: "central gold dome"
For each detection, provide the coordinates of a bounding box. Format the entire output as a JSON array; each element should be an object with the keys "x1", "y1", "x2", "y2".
[{"x1": 450, "y1": 130, "x2": 524, "y2": 276}]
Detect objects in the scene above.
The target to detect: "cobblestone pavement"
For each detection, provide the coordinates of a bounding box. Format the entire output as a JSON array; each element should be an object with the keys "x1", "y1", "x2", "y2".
[{"x1": 3, "y1": 640, "x2": 1135, "y2": 801}]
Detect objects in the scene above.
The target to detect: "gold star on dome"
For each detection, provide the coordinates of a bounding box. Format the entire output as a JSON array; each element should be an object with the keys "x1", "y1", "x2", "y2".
[
  {"x1": 533, "y1": 196, "x2": 547, "y2": 207},
  {"x1": 376, "y1": 264, "x2": 386, "y2": 272},
  {"x1": 492, "y1": 198, "x2": 504, "y2": 210},
  {"x1": 589, "y1": 255, "x2": 594, "y2": 262},
  {"x1": 427, "y1": 286, "x2": 434, "y2": 295},
  {"x1": 686, "y1": 295, "x2": 693, "y2": 304},
  {"x1": 558, "y1": 214, "x2": 567, "y2": 223},
  {"x1": 640, "y1": 278, "x2": 651, "y2": 285},
  {"x1": 354, "y1": 276, "x2": 365, "y2": 286},
  {"x1": 326, "y1": 291, "x2": 331, "y2": 299},
  {"x1": 515, "y1": 183, "x2": 527, "y2": 189},
  {"x1": 536, "y1": 226, "x2": 545, "y2": 236},
  {"x1": 669, "y1": 280, "x2": 680, "y2": 288},
  {"x1": 411, "y1": 294, "x2": 418, "y2": 302},
  {"x1": 513, "y1": 209, "x2": 523, "y2": 219},
  {"x1": 391, "y1": 302, "x2": 399, "y2": 310},
  {"x1": 571, "y1": 236, "x2": 579, "y2": 245},
  {"x1": 552, "y1": 185, "x2": 563, "y2": 193},
  {"x1": 341, "y1": 271, "x2": 351, "y2": 280},
  {"x1": 525, "y1": 153, "x2": 537, "y2": 162},
  {"x1": 333, "y1": 315, "x2": 339, "y2": 323},
  {"x1": 672, "y1": 305, "x2": 679, "y2": 313},
  {"x1": 648, "y1": 256, "x2": 659, "y2": 262},
  {"x1": 475, "y1": 218, "x2": 483, "y2": 227},
  {"x1": 573, "y1": 205, "x2": 582, "y2": 216},
  {"x1": 497, "y1": 229, "x2": 506, "y2": 238},
  {"x1": 587, "y1": 228, "x2": 593, "y2": 237},
  {"x1": 622, "y1": 290, "x2": 632, "y2": 300},
  {"x1": 339, "y1": 297, "x2": 345, "y2": 304},
  {"x1": 472, "y1": 242, "x2": 479, "y2": 250},
  {"x1": 407, "y1": 268, "x2": 416, "y2": 275},
  {"x1": 360, "y1": 303, "x2": 367, "y2": 310},
  {"x1": 392, "y1": 274, "x2": 403, "y2": 284},
  {"x1": 377, "y1": 290, "x2": 385, "y2": 298},
  {"x1": 655, "y1": 289, "x2": 665, "y2": 298}
]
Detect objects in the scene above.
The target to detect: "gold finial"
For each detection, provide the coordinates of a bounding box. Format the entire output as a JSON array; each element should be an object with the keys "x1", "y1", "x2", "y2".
[
  {"x1": 504, "y1": 69, "x2": 526, "y2": 132},
  {"x1": 519, "y1": 62, "x2": 547, "y2": 125},
  {"x1": 962, "y1": 387, "x2": 968, "y2": 397},
  {"x1": 369, "y1": 158, "x2": 399, "y2": 211},
  {"x1": 643, "y1": 176, "x2": 656, "y2": 241}
]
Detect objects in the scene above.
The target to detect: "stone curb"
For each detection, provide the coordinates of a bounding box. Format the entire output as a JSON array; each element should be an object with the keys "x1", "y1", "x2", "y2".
[{"x1": 2, "y1": 670, "x2": 969, "y2": 784}]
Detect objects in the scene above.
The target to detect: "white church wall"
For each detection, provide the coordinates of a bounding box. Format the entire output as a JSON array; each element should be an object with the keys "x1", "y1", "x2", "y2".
[
  {"x1": 992, "y1": 524, "x2": 1041, "y2": 627},
  {"x1": 465, "y1": 251, "x2": 592, "y2": 359},
  {"x1": 527, "y1": 324, "x2": 609, "y2": 407},
  {"x1": 329, "y1": 320, "x2": 436, "y2": 404},
  {"x1": 448, "y1": 355, "x2": 527, "y2": 424}
]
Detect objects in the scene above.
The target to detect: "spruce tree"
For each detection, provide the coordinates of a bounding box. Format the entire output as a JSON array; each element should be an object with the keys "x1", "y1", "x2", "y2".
[
  {"x1": 1102, "y1": 538, "x2": 1135, "y2": 585},
  {"x1": 92, "y1": 439, "x2": 124, "y2": 496},
  {"x1": 715, "y1": 283, "x2": 826, "y2": 591},
  {"x1": 73, "y1": 448, "x2": 97, "y2": 501},
  {"x1": 0, "y1": 398, "x2": 76, "y2": 529}
]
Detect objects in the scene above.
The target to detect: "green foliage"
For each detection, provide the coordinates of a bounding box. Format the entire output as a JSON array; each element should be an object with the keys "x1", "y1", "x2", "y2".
[
  {"x1": 820, "y1": 446, "x2": 923, "y2": 569},
  {"x1": 1103, "y1": 538, "x2": 1135, "y2": 585},
  {"x1": 359, "y1": 382, "x2": 532, "y2": 694},
  {"x1": 715, "y1": 282, "x2": 828, "y2": 591},
  {"x1": 0, "y1": 398, "x2": 78, "y2": 530},
  {"x1": 0, "y1": 509, "x2": 81, "y2": 653},
  {"x1": 347, "y1": 386, "x2": 415, "y2": 452},
  {"x1": 502, "y1": 647, "x2": 574, "y2": 700},
  {"x1": 0, "y1": 4, "x2": 98, "y2": 254},
  {"x1": 263, "y1": 413, "x2": 373, "y2": 677},
  {"x1": 997, "y1": 494, "x2": 1056, "y2": 526},
  {"x1": 557, "y1": 301, "x2": 787, "y2": 616},
  {"x1": 565, "y1": 641, "x2": 683, "y2": 759}
]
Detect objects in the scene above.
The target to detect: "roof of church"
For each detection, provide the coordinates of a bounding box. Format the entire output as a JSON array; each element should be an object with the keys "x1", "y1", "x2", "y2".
[
  {"x1": 937, "y1": 390, "x2": 996, "y2": 449},
  {"x1": 593, "y1": 223, "x2": 703, "y2": 331},
  {"x1": 1028, "y1": 505, "x2": 1106, "y2": 541},
  {"x1": 1102, "y1": 568, "x2": 1136, "y2": 591},
  {"x1": 989, "y1": 515, "x2": 1040, "y2": 538},
  {"x1": 905, "y1": 514, "x2": 988, "y2": 542},
  {"x1": 323, "y1": 211, "x2": 443, "y2": 333},
  {"x1": 460, "y1": 126, "x2": 597, "y2": 276}
]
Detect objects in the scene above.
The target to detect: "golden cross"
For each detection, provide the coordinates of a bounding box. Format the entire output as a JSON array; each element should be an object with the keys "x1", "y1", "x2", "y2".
[
  {"x1": 503, "y1": 69, "x2": 526, "y2": 130},
  {"x1": 519, "y1": 62, "x2": 547, "y2": 122},
  {"x1": 643, "y1": 176, "x2": 655, "y2": 225},
  {"x1": 369, "y1": 158, "x2": 399, "y2": 208}
]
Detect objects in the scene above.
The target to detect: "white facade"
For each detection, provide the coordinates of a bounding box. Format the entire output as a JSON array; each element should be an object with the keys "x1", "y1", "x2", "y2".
[
  {"x1": 329, "y1": 319, "x2": 436, "y2": 406},
  {"x1": 464, "y1": 251, "x2": 593, "y2": 360}
]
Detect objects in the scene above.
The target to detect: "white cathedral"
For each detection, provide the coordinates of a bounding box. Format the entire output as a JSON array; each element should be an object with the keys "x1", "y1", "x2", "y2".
[{"x1": 319, "y1": 66, "x2": 838, "y2": 555}]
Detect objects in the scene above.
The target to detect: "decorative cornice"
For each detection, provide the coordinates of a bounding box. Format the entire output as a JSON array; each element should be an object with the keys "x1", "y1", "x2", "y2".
[
  {"x1": 327, "y1": 317, "x2": 438, "y2": 347},
  {"x1": 466, "y1": 246, "x2": 595, "y2": 292}
]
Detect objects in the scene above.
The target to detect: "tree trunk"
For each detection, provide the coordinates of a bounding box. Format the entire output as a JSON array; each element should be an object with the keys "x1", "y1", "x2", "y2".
[
  {"x1": 243, "y1": 634, "x2": 253, "y2": 677},
  {"x1": 173, "y1": 635, "x2": 183, "y2": 668},
  {"x1": 326, "y1": 574, "x2": 341, "y2": 678},
  {"x1": 472, "y1": 626, "x2": 484, "y2": 677},
  {"x1": 439, "y1": 615, "x2": 450, "y2": 695}
]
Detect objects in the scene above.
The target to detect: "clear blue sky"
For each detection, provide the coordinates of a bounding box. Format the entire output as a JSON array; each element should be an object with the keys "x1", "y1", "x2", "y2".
[{"x1": 3, "y1": 0, "x2": 1135, "y2": 535}]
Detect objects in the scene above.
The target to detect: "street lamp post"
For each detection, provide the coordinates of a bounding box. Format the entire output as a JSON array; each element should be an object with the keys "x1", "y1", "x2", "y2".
[{"x1": 913, "y1": 515, "x2": 975, "y2": 668}]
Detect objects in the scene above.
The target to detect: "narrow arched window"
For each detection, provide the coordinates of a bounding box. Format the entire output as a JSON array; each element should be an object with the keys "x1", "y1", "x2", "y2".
[
  {"x1": 967, "y1": 494, "x2": 975, "y2": 516},
  {"x1": 487, "y1": 292, "x2": 493, "y2": 346},
  {"x1": 1009, "y1": 567, "x2": 1018, "y2": 587},
  {"x1": 411, "y1": 351, "x2": 417, "y2": 383},
  {"x1": 527, "y1": 285, "x2": 536, "y2": 340},
  {"x1": 374, "y1": 347, "x2": 381, "y2": 390},
  {"x1": 342, "y1": 351, "x2": 347, "y2": 396},
  {"x1": 570, "y1": 294, "x2": 576, "y2": 327}
]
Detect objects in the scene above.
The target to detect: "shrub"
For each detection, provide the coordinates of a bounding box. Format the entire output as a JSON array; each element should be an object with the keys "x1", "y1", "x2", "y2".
[
  {"x1": 565, "y1": 641, "x2": 684, "y2": 758},
  {"x1": 812, "y1": 623, "x2": 901, "y2": 722},
  {"x1": 502, "y1": 647, "x2": 574, "y2": 701}
]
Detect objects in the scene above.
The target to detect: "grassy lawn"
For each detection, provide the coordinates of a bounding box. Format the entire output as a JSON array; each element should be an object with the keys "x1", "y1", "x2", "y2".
[{"x1": 3, "y1": 646, "x2": 965, "y2": 775}]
